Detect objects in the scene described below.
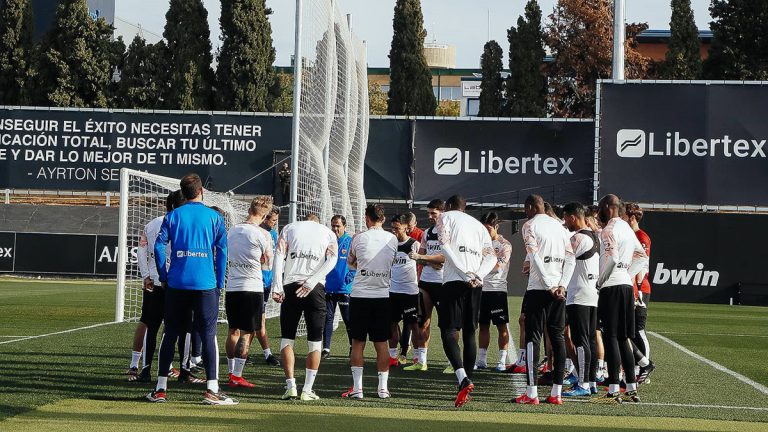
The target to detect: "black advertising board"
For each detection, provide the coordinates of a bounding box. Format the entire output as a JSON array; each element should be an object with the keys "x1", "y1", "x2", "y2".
[
  {"x1": 641, "y1": 211, "x2": 768, "y2": 304},
  {"x1": 598, "y1": 82, "x2": 768, "y2": 207},
  {"x1": 413, "y1": 119, "x2": 594, "y2": 204},
  {"x1": 13, "y1": 233, "x2": 96, "y2": 274},
  {"x1": 365, "y1": 119, "x2": 413, "y2": 199},
  {"x1": 0, "y1": 232, "x2": 14, "y2": 272}
]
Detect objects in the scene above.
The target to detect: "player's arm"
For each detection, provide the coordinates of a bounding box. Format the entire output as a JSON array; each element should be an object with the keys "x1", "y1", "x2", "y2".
[
  {"x1": 260, "y1": 230, "x2": 274, "y2": 270},
  {"x1": 154, "y1": 216, "x2": 171, "y2": 285},
  {"x1": 436, "y1": 215, "x2": 471, "y2": 280},
  {"x1": 272, "y1": 233, "x2": 288, "y2": 301},
  {"x1": 597, "y1": 228, "x2": 618, "y2": 288},
  {"x1": 213, "y1": 216, "x2": 228, "y2": 289},
  {"x1": 137, "y1": 230, "x2": 152, "y2": 289},
  {"x1": 523, "y1": 223, "x2": 557, "y2": 288},
  {"x1": 347, "y1": 234, "x2": 359, "y2": 270},
  {"x1": 476, "y1": 232, "x2": 498, "y2": 281},
  {"x1": 557, "y1": 232, "x2": 577, "y2": 296},
  {"x1": 628, "y1": 236, "x2": 649, "y2": 281},
  {"x1": 303, "y1": 232, "x2": 339, "y2": 291},
  {"x1": 635, "y1": 234, "x2": 651, "y2": 284}
]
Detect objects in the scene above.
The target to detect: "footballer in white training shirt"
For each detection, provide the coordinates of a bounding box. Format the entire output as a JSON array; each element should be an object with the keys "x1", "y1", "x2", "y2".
[
  {"x1": 388, "y1": 214, "x2": 421, "y2": 367},
  {"x1": 224, "y1": 196, "x2": 274, "y2": 389},
  {"x1": 342, "y1": 204, "x2": 398, "y2": 399},
  {"x1": 272, "y1": 214, "x2": 338, "y2": 401}
]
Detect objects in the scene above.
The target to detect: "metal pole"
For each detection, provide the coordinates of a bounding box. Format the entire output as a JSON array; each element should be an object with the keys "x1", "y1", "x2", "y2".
[
  {"x1": 115, "y1": 169, "x2": 130, "y2": 322},
  {"x1": 612, "y1": 0, "x2": 626, "y2": 80},
  {"x1": 289, "y1": 0, "x2": 304, "y2": 225}
]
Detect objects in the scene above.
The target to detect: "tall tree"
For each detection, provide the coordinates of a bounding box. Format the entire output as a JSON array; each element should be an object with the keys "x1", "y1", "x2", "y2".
[
  {"x1": 216, "y1": 0, "x2": 275, "y2": 111},
  {"x1": 705, "y1": 1, "x2": 768, "y2": 79},
  {"x1": 32, "y1": 0, "x2": 115, "y2": 107},
  {"x1": 0, "y1": 0, "x2": 33, "y2": 105},
  {"x1": 662, "y1": 0, "x2": 702, "y2": 79},
  {"x1": 546, "y1": 0, "x2": 650, "y2": 118},
  {"x1": 478, "y1": 40, "x2": 504, "y2": 117},
  {"x1": 163, "y1": 0, "x2": 215, "y2": 110},
  {"x1": 119, "y1": 36, "x2": 168, "y2": 109},
  {"x1": 387, "y1": 0, "x2": 436, "y2": 116},
  {"x1": 506, "y1": 0, "x2": 547, "y2": 117}
]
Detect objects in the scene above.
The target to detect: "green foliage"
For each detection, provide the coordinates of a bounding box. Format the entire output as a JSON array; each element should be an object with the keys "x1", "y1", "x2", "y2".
[
  {"x1": 369, "y1": 82, "x2": 388, "y2": 115},
  {"x1": 662, "y1": 0, "x2": 702, "y2": 79},
  {"x1": 506, "y1": 0, "x2": 547, "y2": 117},
  {"x1": 477, "y1": 40, "x2": 504, "y2": 117},
  {"x1": 216, "y1": 0, "x2": 275, "y2": 112},
  {"x1": 118, "y1": 36, "x2": 168, "y2": 109},
  {"x1": 435, "y1": 99, "x2": 460, "y2": 117},
  {"x1": 163, "y1": 0, "x2": 215, "y2": 110},
  {"x1": 387, "y1": 0, "x2": 436, "y2": 116},
  {"x1": 268, "y1": 72, "x2": 293, "y2": 113},
  {"x1": 705, "y1": 0, "x2": 768, "y2": 80},
  {"x1": 0, "y1": 0, "x2": 33, "y2": 105}
]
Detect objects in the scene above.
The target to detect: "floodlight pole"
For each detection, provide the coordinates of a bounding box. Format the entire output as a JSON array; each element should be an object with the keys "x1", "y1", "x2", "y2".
[
  {"x1": 612, "y1": 0, "x2": 626, "y2": 80},
  {"x1": 289, "y1": 0, "x2": 304, "y2": 225}
]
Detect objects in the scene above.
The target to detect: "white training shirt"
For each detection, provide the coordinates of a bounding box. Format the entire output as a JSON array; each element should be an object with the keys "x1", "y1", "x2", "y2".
[
  {"x1": 436, "y1": 211, "x2": 496, "y2": 284},
  {"x1": 226, "y1": 223, "x2": 273, "y2": 293},
  {"x1": 521, "y1": 213, "x2": 576, "y2": 291},
  {"x1": 390, "y1": 238, "x2": 420, "y2": 295},
  {"x1": 137, "y1": 216, "x2": 166, "y2": 286},
  {"x1": 349, "y1": 227, "x2": 398, "y2": 299},
  {"x1": 483, "y1": 235, "x2": 512, "y2": 293},
  {"x1": 276, "y1": 220, "x2": 338, "y2": 288},
  {"x1": 598, "y1": 218, "x2": 649, "y2": 288},
  {"x1": 566, "y1": 230, "x2": 600, "y2": 307},
  {"x1": 419, "y1": 226, "x2": 444, "y2": 283}
]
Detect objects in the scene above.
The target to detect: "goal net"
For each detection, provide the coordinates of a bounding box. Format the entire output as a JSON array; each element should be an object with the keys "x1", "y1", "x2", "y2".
[{"x1": 115, "y1": 168, "x2": 336, "y2": 336}]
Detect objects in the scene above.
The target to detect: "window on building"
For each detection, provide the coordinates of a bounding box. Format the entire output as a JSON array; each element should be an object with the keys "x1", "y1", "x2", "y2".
[{"x1": 466, "y1": 98, "x2": 480, "y2": 117}]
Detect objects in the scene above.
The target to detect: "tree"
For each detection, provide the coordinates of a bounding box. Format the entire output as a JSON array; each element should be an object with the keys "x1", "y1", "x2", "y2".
[
  {"x1": 268, "y1": 72, "x2": 292, "y2": 113},
  {"x1": 0, "y1": 0, "x2": 33, "y2": 105},
  {"x1": 368, "y1": 82, "x2": 388, "y2": 115},
  {"x1": 546, "y1": 0, "x2": 650, "y2": 118},
  {"x1": 118, "y1": 36, "x2": 168, "y2": 109},
  {"x1": 506, "y1": 0, "x2": 547, "y2": 117},
  {"x1": 477, "y1": 40, "x2": 504, "y2": 117},
  {"x1": 705, "y1": 1, "x2": 768, "y2": 80},
  {"x1": 163, "y1": 0, "x2": 215, "y2": 110},
  {"x1": 216, "y1": 0, "x2": 275, "y2": 111},
  {"x1": 435, "y1": 100, "x2": 460, "y2": 117},
  {"x1": 387, "y1": 0, "x2": 436, "y2": 116},
  {"x1": 662, "y1": 0, "x2": 702, "y2": 79},
  {"x1": 32, "y1": 0, "x2": 116, "y2": 107}
]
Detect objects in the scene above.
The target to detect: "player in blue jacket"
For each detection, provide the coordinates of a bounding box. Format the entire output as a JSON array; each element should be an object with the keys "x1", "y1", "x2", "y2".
[
  {"x1": 146, "y1": 173, "x2": 236, "y2": 406},
  {"x1": 321, "y1": 215, "x2": 355, "y2": 360}
]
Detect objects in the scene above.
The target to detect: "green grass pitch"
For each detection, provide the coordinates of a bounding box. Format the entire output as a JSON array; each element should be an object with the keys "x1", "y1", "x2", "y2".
[{"x1": 0, "y1": 278, "x2": 767, "y2": 431}]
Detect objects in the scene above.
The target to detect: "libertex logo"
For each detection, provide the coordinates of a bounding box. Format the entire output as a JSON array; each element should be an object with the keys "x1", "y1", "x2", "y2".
[
  {"x1": 616, "y1": 129, "x2": 768, "y2": 159},
  {"x1": 434, "y1": 148, "x2": 462, "y2": 175},
  {"x1": 433, "y1": 147, "x2": 574, "y2": 176}
]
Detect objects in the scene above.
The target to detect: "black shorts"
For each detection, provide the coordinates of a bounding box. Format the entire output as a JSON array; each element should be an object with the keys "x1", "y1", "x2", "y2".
[
  {"x1": 479, "y1": 291, "x2": 510, "y2": 325},
  {"x1": 225, "y1": 291, "x2": 264, "y2": 332},
  {"x1": 390, "y1": 292, "x2": 419, "y2": 325},
  {"x1": 520, "y1": 290, "x2": 529, "y2": 314},
  {"x1": 566, "y1": 304, "x2": 597, "y2": 348},
  {"x1": 139, "y1": 286, "x2": 165, "y2": 328},
  {"x1": 349, "y1": 297, "x2": 390, "y2": 342},
  {"x1": 635, "y1": 306, "x2": 647, "y2": 333},
  {"x1": 436, "y1": 281, "x2": 482, "y2": 331},
  {"x1": 262, "y1": 283, "x2": 272, "y2": 313},
  {"x1": 280, "y1": 283, "x2": 326, "y2": 342},
  {"x1": 597, "y1": 285, "x2": 635, "y2": 339}
]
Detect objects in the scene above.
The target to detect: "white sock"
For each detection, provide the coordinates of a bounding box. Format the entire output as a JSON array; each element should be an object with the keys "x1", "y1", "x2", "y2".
[
  {"x1": 580, "y1": 381, "x2": 590, "y2": 390},
  {"x1": 565, "y1": 358, "x2": 574, "y2": 374},
  {"x1": 263, "y1": 348, "x2": 272, "y2": 359},
  {"x1": 130, "y1": 351, "x2": 142, "y2": 369},
  {"x1": 634, "y1": 366, "x2": 641, "y2": 377},
  {"x1": 351, "y1": 366, "x2": 363, "y2": 392},
  {"x1": 286, "y1": 378, "x2": 296, "y2": 390},
  {"x1": 498, "y1": 350, "x2": 507, "y2": 366},
  {"x1": 516, "y1": 349, "x2": 526, "y2": 366},
  {"x1": 233, "y1": 358, "x2": 246, "y2": 378},
  {"x1": 420, "y1": 348, "x2": 428, "y2": 364},
  {"x1": 207, "y1": 380, "x2": 219, "y2": 394},
  {"x1": 227, "y1": 357, "x2": 235, "y2": 374},
  {"x1": 191, "y1": 355, "x2": 202, "y2": 365},
  {"x1": 526, "y1": 385, "x2": 538, "y2": 399},
  {"x1": 551, "y1": 384, "x2": 562, "y2": 397},
  {"x1": 388, "y1": 348, "x2": 398, "y2": 358},
  {"x1": 626, "y1": 382, "x2": 637, "y2": 392},
  {"x1": 589, "y1": 381, "x2": 596, "y2": 389},
  {"x1": 156, "y1": 376, "x2": 168, "y2": 391},
  {"x1": 478, "y1": 348, "x2": 488, "y2": 365},
  {"x1": 638, "y1": 357, "x2": 649, "y2": 367},
  {"x1": 608, "y1": 383, "x2": 620, "y2": 394},
  {"x1": 454, "y1": 367, "x2": 467, "y2": 384},
  {"x1": 598, "y1": 359, "x2": 605, "y2": 369},
  {"x1": 303, "y1": 369, "x2": 318, "y2": 393},
  {"x1": 377, "y1": 371, "x2": 389, "y2": 392}
]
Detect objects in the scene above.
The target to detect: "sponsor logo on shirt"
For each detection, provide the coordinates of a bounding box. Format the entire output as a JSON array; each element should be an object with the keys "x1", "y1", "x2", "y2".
[
  {"x1": 652, "y1": 262, "x2": 719, "y2": 287},
  {"x1": 176, "y1": 250, "x2": 209, "y2": 258},
  {"x1": 434, "y1": 147, "x2": 575, "y2": 176},
  {"x1": 426, "y1": 242, "x2": 441, "y2": 253},
  {"x1": 587, "y1": 274, "x2": 596, "y2": 280},
  {"x1": 617, "y1": 129, "x2": 767, "y2": 159},
  {"x1": 616, "y1": 262, "x2": 629, "y2": 269},
  {"x1": 393, "y1": 256, "x2": 408, "y2": 265},
  {"x1": 458, "y1": 245, "x2": 480, "y2": 257},
  {"x1": 543, "y1": 256, "x2": 564, "y2": 264},
  {"x1": 290, "y1": 251, "x2": 321, "y2": 261},
  {"x1": 229, "y1": 262, "x2": 257, "y2": 270},
  {"x1": 359, "y1": 269, "x2": 390, "y2": 278}
]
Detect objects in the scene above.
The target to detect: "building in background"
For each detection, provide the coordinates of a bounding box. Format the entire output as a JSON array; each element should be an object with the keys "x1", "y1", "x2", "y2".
[{"x1": 31, "y1": 0, "x2": 115, "y2": 40}]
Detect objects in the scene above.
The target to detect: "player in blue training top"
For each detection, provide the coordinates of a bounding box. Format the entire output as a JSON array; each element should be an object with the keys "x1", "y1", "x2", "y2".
[
  {"x1": 146, "y1": 173, "x2": 235, "y2": 406},
  {"x1": 321, "y1": 214, "x2": 355, "y2": 360}
]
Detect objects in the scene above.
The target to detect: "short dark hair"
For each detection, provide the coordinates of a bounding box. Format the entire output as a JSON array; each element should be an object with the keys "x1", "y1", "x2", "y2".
[
  {"x1": 365, "y1": 204, "x2": 385, "y2": 223},
  {"x1": 331, "y1": 214, "x2": 347, "y2": 226},
  {"x1": 525, "y1": 194, "x2": 544, "y2": 209},
  {"x1": 304, "y1": 213, "x2": 320, "y2": 222},
  {"x1": 427, "y1": 199, "x2": 444, "y2": 211},
  {"x1": 269, "y1": 205, "x2": 280, "y2": 216},
  {"x1": 391, "y1": 214, "x2": 409, "y2": 225},
  {"x1": 445, "y1": 195, "x2": 466, "y2": 211},
  {"x1": 586, "y1": 205, "x2": 599, "y2": 218},
  {"x1": 165, "y1": 190, "x2": 186, "y2": 212},
  {"x1": 480, "y1": 211, "x2": 500, "y2": 226},
  {"x1": 180, "y1": 173, "x2": 203, "y2": 200},
  {"x1": 625, "y1": 202, "x2": 644, "y2": 222},
  {"x1": 562, "y1": 202, "x2": 585, "y2": 218}
]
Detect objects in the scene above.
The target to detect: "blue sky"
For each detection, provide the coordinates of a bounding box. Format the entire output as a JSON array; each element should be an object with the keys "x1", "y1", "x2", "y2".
[{"x1": 117, "y1": 0, "x2": 713, "y2": 68}]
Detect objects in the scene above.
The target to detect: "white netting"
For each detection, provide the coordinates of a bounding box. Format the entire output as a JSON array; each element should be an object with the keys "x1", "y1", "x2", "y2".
[
  {"x1": 118, "y1": 169, "x2": 327, "y2": 337},
  {"x1": 349, "y1": 36, "x2": 369, "y2": 233}
]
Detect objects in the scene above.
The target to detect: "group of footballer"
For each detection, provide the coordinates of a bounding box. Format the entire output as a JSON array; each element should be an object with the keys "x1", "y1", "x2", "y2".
[{"x1": 127, "y1": 172, "x2": 655, "y2": 407}]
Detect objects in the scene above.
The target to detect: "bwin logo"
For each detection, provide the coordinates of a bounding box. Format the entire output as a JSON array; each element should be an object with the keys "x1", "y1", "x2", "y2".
[
  {"x1": 434, "y1": 147, "x2": 462, "y2": 175},
  {"x1": 616, "y1": 129, "x2": 646, "y2": 158},
  {"x1": 652, "y1": 263, "x2": 719, "y2": 287}
]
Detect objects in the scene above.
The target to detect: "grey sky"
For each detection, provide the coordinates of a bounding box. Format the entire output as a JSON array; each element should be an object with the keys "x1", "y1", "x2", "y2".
[{"x1": 117, "y1": 0, "x2": 713, "y2": 68}]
